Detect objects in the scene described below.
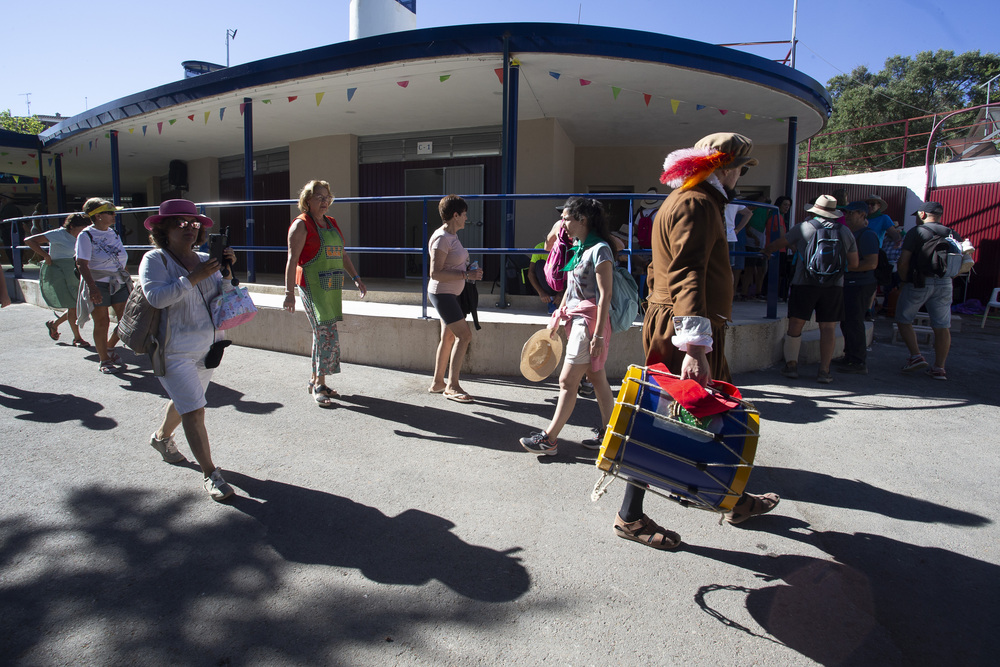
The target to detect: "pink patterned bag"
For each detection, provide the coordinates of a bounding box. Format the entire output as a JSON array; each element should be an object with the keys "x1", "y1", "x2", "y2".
[{"x1": 210, "y1": 283, "x2": 258, "y2": 330}]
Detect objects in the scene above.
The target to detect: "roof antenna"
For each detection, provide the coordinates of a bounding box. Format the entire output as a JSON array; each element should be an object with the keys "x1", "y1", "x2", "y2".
[
  {"x1": 19, "y1": 93, "x2": 31, "y2": 116},
  {"x1": 578, "y1": 4, "x2": 582, "y2": 24},
  {"x1": 226, "y1": 28, "x2": 238, "y2": 67}
]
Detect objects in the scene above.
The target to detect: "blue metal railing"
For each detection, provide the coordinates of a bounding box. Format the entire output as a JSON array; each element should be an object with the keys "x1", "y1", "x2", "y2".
[{"x1": 3, "y1": 193, "x2": 783, "y2": 319}]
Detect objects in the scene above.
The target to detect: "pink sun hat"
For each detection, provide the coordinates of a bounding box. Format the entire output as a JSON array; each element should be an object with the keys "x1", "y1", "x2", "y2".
[{"x1": 143, "y1": 199, "x2": 215, "y2": 230}]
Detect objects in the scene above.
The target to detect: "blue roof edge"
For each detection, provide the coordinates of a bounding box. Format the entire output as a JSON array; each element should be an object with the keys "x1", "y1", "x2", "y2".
[{"x1": 41, "y1": 22, "x2": 831, "y2": 146}]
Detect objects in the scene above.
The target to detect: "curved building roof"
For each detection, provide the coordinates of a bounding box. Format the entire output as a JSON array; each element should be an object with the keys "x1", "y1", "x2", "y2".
[{"x1": 36, "y1": 22, "x2": 831, "y2": 192}]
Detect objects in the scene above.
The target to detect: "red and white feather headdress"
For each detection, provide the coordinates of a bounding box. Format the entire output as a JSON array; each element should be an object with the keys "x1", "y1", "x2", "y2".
[{"x1": 659, "y1": 147, "x2": 732, "y2": 191}]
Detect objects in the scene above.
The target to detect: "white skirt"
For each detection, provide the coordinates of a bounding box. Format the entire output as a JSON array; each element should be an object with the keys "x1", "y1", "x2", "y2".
[{"x1": 157, "y1": 352, "x2": 214, "y2": 415}]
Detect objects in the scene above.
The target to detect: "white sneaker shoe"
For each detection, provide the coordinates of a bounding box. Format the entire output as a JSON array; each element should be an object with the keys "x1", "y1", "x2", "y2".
[
  {"x1": 150, "y1": 433, "x2": 186, "y2": 463},
  {"x1": 204, "y1": 468, "x2": 234, "y2": 501}
]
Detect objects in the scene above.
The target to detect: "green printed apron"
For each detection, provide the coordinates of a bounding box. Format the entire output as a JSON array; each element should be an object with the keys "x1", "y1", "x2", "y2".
[{"x1": 300, "y1": 219, "x2": 345, "y2": 325}]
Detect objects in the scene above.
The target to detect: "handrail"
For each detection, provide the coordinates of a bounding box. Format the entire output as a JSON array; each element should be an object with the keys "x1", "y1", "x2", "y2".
[{"x1": 4, "y1": 194, "x2": 783, "y2": 320}]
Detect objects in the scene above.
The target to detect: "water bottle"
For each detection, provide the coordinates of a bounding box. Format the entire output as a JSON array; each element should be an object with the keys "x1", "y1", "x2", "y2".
[{"x1": 467, "y1": 261, "x2": 478, "y2": 282}]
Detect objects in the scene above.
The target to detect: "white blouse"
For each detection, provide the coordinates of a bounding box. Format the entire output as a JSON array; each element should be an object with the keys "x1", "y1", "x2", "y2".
[{"x1": 139, "y1": 248, "x2": 222, "y2": 359}]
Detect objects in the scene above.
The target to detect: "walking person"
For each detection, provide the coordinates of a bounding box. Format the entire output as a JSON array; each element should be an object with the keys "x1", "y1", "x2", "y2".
[
  {"x1": 24, "y1": 213, "x2": 92, "y2": 347},
  {"x1": 427, "y1": 195, "x2": 484, "y2": 403},
  {"x1": 834, "y1": 202, "x2": 880, "y2": 374},
  {"x1": 283, "y1": 180, "x2": 367, "y2": 407},
  {"x1": 141, "y1": 200, "x2": 238, "y2": 501},
  {"x1": 76, "y1": 198, "x2": 130, "y2": 373},
  {"x1": 519, "y1": 197, "x2": 616, "y2": 455}
]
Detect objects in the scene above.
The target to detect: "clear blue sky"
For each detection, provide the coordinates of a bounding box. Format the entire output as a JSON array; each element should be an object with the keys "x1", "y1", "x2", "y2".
[{"x1": 3, "y1": 0, "x2": 998, "y2": 120}]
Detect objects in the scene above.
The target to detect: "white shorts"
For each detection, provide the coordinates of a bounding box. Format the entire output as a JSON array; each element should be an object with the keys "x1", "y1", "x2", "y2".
[
  {"x1": 564, "y1": 316, "x2": 593, "y2": 366},
  {"x1": 157, "y1": 353, "x2": 214, "y2": 415}
]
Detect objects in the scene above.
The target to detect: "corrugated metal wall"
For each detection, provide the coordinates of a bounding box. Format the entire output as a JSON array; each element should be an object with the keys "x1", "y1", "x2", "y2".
[
  {"x1": 796, "y1": 182, "x2": 909, "y2": 225},
  {"x1": 928, "y1": 183, "x2": 1000, "y2": 304}
]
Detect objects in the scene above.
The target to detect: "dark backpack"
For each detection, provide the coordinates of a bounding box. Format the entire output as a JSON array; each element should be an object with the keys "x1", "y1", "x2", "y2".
[
  {"x1": 804, "y1": 219, "x2": 847, "y2": 285},
  {"x1": 917, "y1": 228, "x2": 963, "y2": 279}
]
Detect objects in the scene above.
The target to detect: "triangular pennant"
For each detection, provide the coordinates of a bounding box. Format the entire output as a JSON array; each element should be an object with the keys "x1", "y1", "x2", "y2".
[
  {"x1": 644, "y1": 94, "x2": 652, "y2": 107},
  {"x1": 696, "y1": 104, "x2": 706, "y2": 111},
  {"x1": 262, "y1": 99, "x2": 271, "y2": 104},
  {"x1": 549, "y1": 71, "x2": 561, "y2": 80},
  {"x1": 28, "y1": 153, "x2": 35, "y2": 158},
  {"x1": 220, "y1": 107, "x2": 226, "y2": 121},
  {"x1": 88, "y1": 141, "x2": 92, "y2": 151},
  {"x1": 204, "y1": 111, "x2": 210, "y2": 124},
  {"x1": 745, "y1": 113, "x2": 752, "y2": 120},
  {"x1": 439, "y1": 75, "x2": 451, "y2": 82},
  {"x1": 494, "y1": 68, "x2": 504, "y2": 84},
  {"x1": 169, "y1": 119, "x2": 177, "y2": 125},
  {"x1": 157, "y1": 122, "x2": 163, "y2": 134},
  {"x1": 719, "y1": 109, "x2": 728, "y2": 115},
  {"x1": 347, "y1": 88, "x2": 357, "y2": 101},
  {"x1": 315, "y1": 92, "x2": 324, "y2": 106},
  {"x1": 187, "y1": 114, "x2": 195, "y2": 121},
  {"x1": 671, "y1": 99, "x2": 680, "y2": 114},
  {"x1": 142, "y1": 125, "x2": 147, "y2": 136},
  {"x1": 777, "y1": 118, "x2": 786, "y2": 122},
  {"x1": 287, "y1": 96, "x2": 297, "y2": 102},
  {"x1": 240, "y1": 103, "x2": 246, "y2": 115},
  {"x1": 128, "y1": 128, "x2": 134, "y2": 134},
  {"x1": 12, "y1": 175, "x2": 18, "y2": 182},
  {"x1": 396, "y1": 81, "x2": 409, "y2": 88},
  {"x1": 612, "y1": 87, "x2": 621, "y2": 100},
  {"x1": 579, "y1": 79, "x2": 591, "y2": 86}
]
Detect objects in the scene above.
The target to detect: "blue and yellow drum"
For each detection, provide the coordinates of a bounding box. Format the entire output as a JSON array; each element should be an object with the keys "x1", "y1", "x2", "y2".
[{"x1": 596, "y1": 365, "x2": 759, "y2": 512}]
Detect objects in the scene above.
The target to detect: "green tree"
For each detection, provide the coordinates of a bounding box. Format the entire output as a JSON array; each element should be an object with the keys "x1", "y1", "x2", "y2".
[
  {"x1": 0, "y1": 109, "x2": 45, "y2": 135},
  {"x1": 801, "y1": 50, "x2": 1000, "y2": 178}
]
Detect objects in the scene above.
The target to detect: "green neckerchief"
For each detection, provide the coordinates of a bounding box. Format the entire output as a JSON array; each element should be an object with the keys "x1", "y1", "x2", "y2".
[{"x1": 562, "y1": 231, "x2": 602, "y2": 273}]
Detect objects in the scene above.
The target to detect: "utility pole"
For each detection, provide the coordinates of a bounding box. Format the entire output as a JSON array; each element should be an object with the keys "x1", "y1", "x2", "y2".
[
  {"x1": 790, "y1": 0, "x2": 798, "y2": 69},
  {"x1": 226, "y1": 29, "x2": 238, "y2": 67}
]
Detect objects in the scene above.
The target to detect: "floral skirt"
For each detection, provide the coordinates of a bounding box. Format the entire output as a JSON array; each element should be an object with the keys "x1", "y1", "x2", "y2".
[{"x1": 299, "y1": 288, "x2": 341, "y2": 376}]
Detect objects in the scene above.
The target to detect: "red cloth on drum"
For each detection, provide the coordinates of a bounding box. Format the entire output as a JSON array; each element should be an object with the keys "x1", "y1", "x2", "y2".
[{"x1": 647, "y1": 363, "x2": 741, "y2": 418}]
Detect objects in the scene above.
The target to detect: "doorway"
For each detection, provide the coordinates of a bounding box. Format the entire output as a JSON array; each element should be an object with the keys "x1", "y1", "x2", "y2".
[{"x1": 404, "y1": 165, "x2": 484, "y2": 277}]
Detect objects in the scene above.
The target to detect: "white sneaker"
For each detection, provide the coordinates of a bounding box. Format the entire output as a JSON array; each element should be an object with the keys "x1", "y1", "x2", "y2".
[
  {"x1": 150, "y1": 433, "x2": 186, "y2": 464},
  {"x1": 204, "y1": 468, "x2": 234, "y2": 501}
]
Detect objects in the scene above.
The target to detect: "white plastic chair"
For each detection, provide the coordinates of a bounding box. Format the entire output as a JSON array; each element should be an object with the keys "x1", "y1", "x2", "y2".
[{"x1": 982, "y1": 288, "x2": 1000, "y2": 328}]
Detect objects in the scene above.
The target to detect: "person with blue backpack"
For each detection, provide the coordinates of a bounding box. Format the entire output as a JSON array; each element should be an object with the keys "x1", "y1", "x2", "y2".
[{"x1": 763, "y1": 194, "x2": 859, "y2": 384}]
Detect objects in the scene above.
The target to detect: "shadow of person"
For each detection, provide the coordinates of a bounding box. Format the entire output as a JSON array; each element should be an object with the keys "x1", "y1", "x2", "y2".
[
  {"x1": 762, "y1": 466, "x2": 989, "y2": 526},
  {"x1": 685, "y1": 517, "x2": 1000, "y2": 665},
  {"x1": 0, "y1": 384, "x2": 116, "y2": 430},
  {"x1": 205, "y1": 382, "x2": 283, "y2": 415},
  {"x1": 223, "y1": 472, "x2": 531, "y2": 603}
]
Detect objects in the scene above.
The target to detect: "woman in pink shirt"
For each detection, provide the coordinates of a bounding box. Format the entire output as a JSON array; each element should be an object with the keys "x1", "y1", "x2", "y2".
[{"x1": 427, "y1": 195, "x2": 483, "y2": 403}]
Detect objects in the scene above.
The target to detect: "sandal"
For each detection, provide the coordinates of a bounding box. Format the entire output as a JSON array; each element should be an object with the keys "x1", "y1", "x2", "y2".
[
  {"x1": 313, "y1": 384, "x2": 340, "y2": 399},
  {"x1": 614, "y1": 513, "x2": 681, "y2": 550},
  {"x1": 72, "y1": 338, "x2": 91, "y2": 348},
  {"x1": 725, "y1": 492, "x2": 780, "y2": 525},
  {"x1": 443, "y1": 390, "x2": 474, "y2": 404},
  {"x1": 99, "y1": 360, "x2": 123, "y2": 374},
  {"x1": 46, "y1": 321, "x2": 60, "y2": 341},
  {"x1": 107, "y1": 349, "x2": 124, "y2": 365}
]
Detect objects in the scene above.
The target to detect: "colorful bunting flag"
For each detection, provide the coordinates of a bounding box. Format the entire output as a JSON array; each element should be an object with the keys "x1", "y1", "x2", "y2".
[
  {"x1": 187, "y1": 114, "x2": 195, "y2": 121},
  {"x1": 262, "y1": 99, "x2": 271, "y2": 104},
  {"x1": 220, "y1": 107, "x2": 226, "y2": 121},
  {"x1": 157, "y1": 122, "x2": 163, "y2": 134},
  {"x1": 439, "y1": 75, "x2": 451, "y2": 82},
  {"x1": 579, "y1": 79, "x2": 591, "y2": 86},
  {"x1": 169, "y1": 119, "x2": 177, "y2": 125},
  {"x1": 644, "y1": 94, "x2": 652, "y2": 107},
  {"x1": 347, "y1": 88, "x2": 357, "y2": 101},
  {"x1": 315, "y1": 93, "x2": 324, "y2": 106},
  {"x1": 696, "y1": 104, "x2": 706, "y2": 111},
  {"x1": 745, "y1": 113, "x2": 752, "y2": 120},
  {"x1": 549, "y1": 72, "x2": 561, "y2": 80},
  {"x1": 240, "y1": 103, "x2": 247, "y2": 115},
  {"x1": 612, "y1": 87, "x2": 621, "y2": 100},
  {"x1": 204, "y1": 111, "x2": 210, "y2": 124},
  {"x1": 719, "y1": 109, "x2": 728, "y2": 115},
  {"x1": 288, "y1": 96, "x2": 298, "y2": 102},
  {"x1": 142, "y1": 126, "x2": 147, "y2": 136},
  {"x1": 396, "y1": 81, "x2": 409, "y2": 88},
  {"x1": 494, "y1": 68, "x2": 504, "y2": 84},
  {"x1": 128, "y1": 128, "x2": 134, "y2": 134},
  {"x1": 671, "y1": 99, "x2": 680, "y2": 114}
]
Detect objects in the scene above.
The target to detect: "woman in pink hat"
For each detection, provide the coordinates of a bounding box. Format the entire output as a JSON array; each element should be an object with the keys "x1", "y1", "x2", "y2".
[{"x1": 140, "y1": 199, "x2": 238, "y2": 502}]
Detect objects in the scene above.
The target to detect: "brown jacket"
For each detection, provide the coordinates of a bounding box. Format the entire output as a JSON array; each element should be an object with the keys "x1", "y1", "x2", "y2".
[{"x1": 646, "y1": 181, "x2": 733, "y2": 324}]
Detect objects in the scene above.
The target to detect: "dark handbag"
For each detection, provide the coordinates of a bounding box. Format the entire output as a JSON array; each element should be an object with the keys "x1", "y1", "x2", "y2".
[{"x1": 117, "y1": 284, "x2": 159, "y2": 354}]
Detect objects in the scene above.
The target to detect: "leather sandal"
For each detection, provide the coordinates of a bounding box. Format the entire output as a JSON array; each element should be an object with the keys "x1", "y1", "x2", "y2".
[
  {"x1": 46, "y1": 321, "x2": 60, "y2": 341},
  {"x1": 725, "y1": 492, "x2": 780, "y2": 525},
  {"x1": 313, "y1": 384, "x2": 340, "y2": 399},
  {"x1": 614, "y1": 513, "x2": 681, "y2": 550},
  {"x1": 72, "y1": 338, "x2": 91, "y2": 347}
]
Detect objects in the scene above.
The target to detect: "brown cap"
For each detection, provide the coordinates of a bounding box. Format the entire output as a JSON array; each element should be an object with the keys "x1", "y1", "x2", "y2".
[{"x1": 694, "y1": 132, "x2": 758, "y2": 169}]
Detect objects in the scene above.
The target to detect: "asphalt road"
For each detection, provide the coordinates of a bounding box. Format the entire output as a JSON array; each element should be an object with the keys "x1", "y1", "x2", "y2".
[{"x1": 2, "y1": 302, "x2": 998, "y2": 666}]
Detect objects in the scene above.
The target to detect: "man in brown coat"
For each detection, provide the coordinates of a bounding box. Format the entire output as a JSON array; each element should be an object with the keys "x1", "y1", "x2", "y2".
[{"x1": 615, "y1": 132, "x2": 780, "y2": 550}]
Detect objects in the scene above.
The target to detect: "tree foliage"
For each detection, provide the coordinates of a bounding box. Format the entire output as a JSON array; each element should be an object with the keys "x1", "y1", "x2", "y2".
[
  {"x1": 0, "y1": 109, "x2": 45, "y2": 135},
  {"x1": 801, "y1": 50, "x2": 1000, "y2": 177}
]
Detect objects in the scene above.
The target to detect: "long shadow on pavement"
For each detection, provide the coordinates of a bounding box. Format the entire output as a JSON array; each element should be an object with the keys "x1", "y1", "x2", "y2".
[
  {"x1": 0, "y1": 383, "x2": 116, "y2": 430},
  {"x1": 685, "y1": 514, "x2": 1000, "y2": 666},
  {"x1": 0, "y1": 480, "x2": 531, "y2": 664},
  {"x1": 224, "y1": 471, "x2": 530, "y2": 602}
]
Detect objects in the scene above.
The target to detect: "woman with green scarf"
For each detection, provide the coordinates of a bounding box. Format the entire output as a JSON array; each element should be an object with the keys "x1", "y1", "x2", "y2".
[{"x1": 520, "y1": 197, "x2": 616, "y2": 456}]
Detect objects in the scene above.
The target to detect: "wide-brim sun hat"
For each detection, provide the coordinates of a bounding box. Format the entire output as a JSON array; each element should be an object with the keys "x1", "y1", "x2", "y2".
[
  {"x1": 143, "y1": 199, "x2": 215, "y2": 230},
  {"x1": 520, "y1": 328, "x2": 564, "y2": 382},
  {"x1": 806, "y1": 194, "x2": 845, "y2": 219},
  {"x1": 864, "y1": 194, "x2": 889, "y2": 214},
  {"x1": 83, "y1": 198, "x2": 123, "y2": 218}
]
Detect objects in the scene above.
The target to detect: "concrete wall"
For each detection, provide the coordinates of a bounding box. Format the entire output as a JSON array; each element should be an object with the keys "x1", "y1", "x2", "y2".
[
  {"x1": 185, "y1": 157, "x2": 221, "y2": 219},
  {"x1": 514, "y1": 118, "x2": 575, "y2": 247},
  {"x1": 289, "y1": 134, "x2": 360, "y2": 255}
]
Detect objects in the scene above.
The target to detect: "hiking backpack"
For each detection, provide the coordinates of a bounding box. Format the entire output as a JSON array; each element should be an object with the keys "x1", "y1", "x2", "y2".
[
  {"x1": 917, "y1": 229, "x2": 964, "y2": 279},
  {"x1": 609, "y1": 265, "x2": 640, "y2": 333},
  {"x1": 804, "y1": 219, "x2": 847, "y2": 285}
]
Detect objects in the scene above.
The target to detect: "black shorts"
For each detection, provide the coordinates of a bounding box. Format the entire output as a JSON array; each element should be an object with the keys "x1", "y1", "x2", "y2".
[
  {"x1": 787, "y1": 284, "x2": 844, "y2": 323},
  {"x1": 429, "y1": 292, "x2": 466, "y2": 325}
]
